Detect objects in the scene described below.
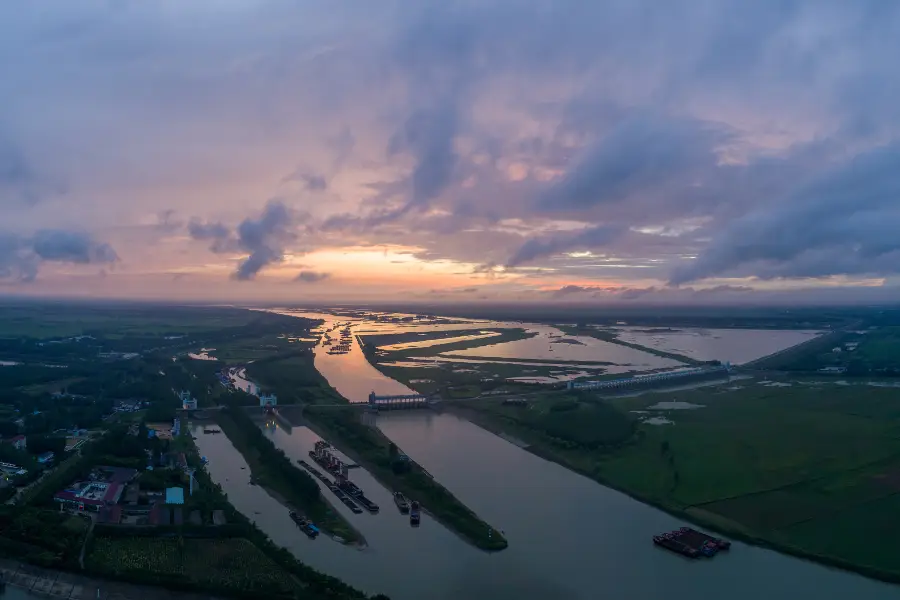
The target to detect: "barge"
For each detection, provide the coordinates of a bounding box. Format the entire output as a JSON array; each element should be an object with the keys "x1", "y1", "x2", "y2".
[
  {"x1": 409, "y1": 500, "x2": 421, "y2": 526},
  {"x1": 676, "y1": 527, "x2": 731, "y2": 551},
  {"x1": 393, "y1": 492, "x2": 410, "y2": 514},
  {"x1": 653, "y1": 535, "x2": 698, "y2": 558},
  {"x1": 297, "y1": 460, "x2": 363, "y2": 514},
  {"x1": 653, "y1": 527, "x2": 730, "y2": 559},
  {"x1": 289, "y1": 511, "x2": 319, "y2": 538}
]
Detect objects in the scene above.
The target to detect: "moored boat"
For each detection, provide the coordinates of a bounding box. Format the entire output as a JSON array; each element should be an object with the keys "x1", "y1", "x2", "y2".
[
  {"x1": 393, "y1": 492, "x2": 410, "y2": 513},
  {"x1": 409, "y1": 500, "x2": 421, "y2": 526},
  {"x1": 289, "y1": 511, "x2": 319, "y2": 538}
]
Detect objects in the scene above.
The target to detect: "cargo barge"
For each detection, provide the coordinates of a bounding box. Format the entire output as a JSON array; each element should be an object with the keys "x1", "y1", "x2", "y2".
[
  {"x1": 289, "y1": 511, "x2": 319, "y2": 538},
  {"x1": 297, "y1": 460, "x2": 363, "y2": 514},
  {"x1": 393, "y1": 492, "x2": 410, "y2": 514},
  {"x1": 653, "y1": 527, "x2": 730, "y2": 558},
  {"x1": 409, "y1": 500, "x2": 421, "y2": 526},
  {"x1": 308, "y1": 444, "x2": 379, "y2": 513},
  {"x1": 676, "y1": 527, "x2": 731, "y2": 551},
  {"x1": 653, "y1": 534, "x2": 698, "y2": 558}
]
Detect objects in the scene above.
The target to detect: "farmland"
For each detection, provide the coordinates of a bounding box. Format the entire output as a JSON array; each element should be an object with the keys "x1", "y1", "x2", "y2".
[
  {"x1": 451, "y1": 391, "x2": 635, "y2": 450},
  {"x1": 453, "y1": 379, "x2": 900, "y2": 581},
  {"x1": 86, "y1": 536, "x2": 298, "y2": 595}
]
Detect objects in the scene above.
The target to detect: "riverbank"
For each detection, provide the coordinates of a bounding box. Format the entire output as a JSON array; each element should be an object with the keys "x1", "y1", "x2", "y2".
[
  {"x1": 301, "y1": 406, "x2": 508, "y2": 552},
  {"x1": 213, "y1": 407, "x2": 366, "y2": 546},
  {"x1": 445, "y1": 383, "x2": 900, "y2": 586},
  {"x1": 364, "y1": 328, "x2": 537, "y2": 360}
]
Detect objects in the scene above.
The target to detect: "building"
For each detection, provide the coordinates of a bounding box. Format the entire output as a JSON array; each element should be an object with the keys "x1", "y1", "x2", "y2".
[
  {"x1": 259, "y1": 393, "x2": 277, "y2": 408},
  {"x1": 165, "y1": 487, "x2": 185, "y2": 505},
  {"x1": 53, "y1": 466, "x2": 136, "y2": 513},
  {"x1": 54, "y1": 481, "x2": 124, "y2": 512},
  {"x1": 37, "y1": 451, "x2": 55, "y2": 464},
  {"x1": 179, "y1": 390, "x2": 197, "y2": 411},
  {"x1": 172, "y1": 418, "x2": 181, "y2": 437},
  {"x1": 2, "y1": 435, "x2": 26, "y2": 451}
]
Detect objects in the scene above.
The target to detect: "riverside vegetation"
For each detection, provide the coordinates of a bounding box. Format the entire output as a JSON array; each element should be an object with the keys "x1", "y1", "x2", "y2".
[
  {"x1": 304, "y1": 405, "x2": 508, "y2": 551},
  {"x1": 215, "y1": 403, "x2": 363, "y2": 544}
]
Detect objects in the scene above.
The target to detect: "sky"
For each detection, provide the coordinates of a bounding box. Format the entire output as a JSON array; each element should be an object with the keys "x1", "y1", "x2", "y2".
[{"x1": 3, "y1": 0, "x2": 900, "y2": 305}]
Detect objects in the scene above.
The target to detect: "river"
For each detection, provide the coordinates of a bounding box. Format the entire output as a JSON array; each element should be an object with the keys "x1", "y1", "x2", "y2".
[{"x1": 193, "y1": 310, "x2": 898, "y2": 600}]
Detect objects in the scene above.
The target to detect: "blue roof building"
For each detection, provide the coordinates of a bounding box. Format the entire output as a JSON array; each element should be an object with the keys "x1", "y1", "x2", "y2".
[{"x1": 165, "y1": 487, "x2": 185, "y2": 505}]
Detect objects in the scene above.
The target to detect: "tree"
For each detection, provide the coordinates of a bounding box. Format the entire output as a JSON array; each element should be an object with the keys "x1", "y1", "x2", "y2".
[
  {"x1": 0, "y1": 420, "x2": 19, "y2": 438},
  {"x1": 26, "y1": 435, "x2": 66, "y2": 456}
]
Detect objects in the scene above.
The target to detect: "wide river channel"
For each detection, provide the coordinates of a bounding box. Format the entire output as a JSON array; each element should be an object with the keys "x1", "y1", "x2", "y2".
[{"x1": 192, "y1": 311, "x2": 898, "y2": 600}]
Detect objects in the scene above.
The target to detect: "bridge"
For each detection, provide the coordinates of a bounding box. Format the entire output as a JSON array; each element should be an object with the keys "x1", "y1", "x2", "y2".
[{"x1": 367, "y1": 391, "x2": 432, "y2": 410}]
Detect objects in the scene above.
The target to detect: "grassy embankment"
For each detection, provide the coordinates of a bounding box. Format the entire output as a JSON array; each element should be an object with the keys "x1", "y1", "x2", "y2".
[
  {"x1": 214, "y1": 405, "x2": 364, "y2": 545},
  {"x1": 363, "y1": 327, "x2": 535, "y2": 360},
  {"x1": 556, "y1": 324, "x2": 701, "y2": 365},
  {"x1": 303, "y1": 406, "x2": 508, "y2": 552},
  {"x1": 451, "y1": 381, "x2": 900, "y2": 583}
]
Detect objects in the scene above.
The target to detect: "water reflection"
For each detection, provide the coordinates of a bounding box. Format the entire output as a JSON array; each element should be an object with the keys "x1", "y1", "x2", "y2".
[{"x1": 611, "y1": 327, "x2": 823, "y2": 365}]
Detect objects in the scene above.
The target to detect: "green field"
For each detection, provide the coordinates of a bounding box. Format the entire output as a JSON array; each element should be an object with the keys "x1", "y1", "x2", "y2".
[
  {"x1": 245, "y1": 351, "x2": 345, "y2": 404},
  {"x1": 453, "y1": 392, "x2": 635, "y2": 449},
  {"x1": 458, "y1": 380, "x2": 900, "y2": 581},
  {"x1": 86, "y1": 536, "x2": 298, "y2": 594}
]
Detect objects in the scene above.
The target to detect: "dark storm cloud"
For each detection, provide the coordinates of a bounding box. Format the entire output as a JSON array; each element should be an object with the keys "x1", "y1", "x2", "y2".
[
  {"x1": 294, "y1": 270, "x2": 330, "y2": 283},
  {"x1": 189, "y1": 201, "x2": 302, "y2": 280},
  {"x1": 537, "y1": 116, "x2": 729, "y2": 211},
  {"x1": 233, "y1": 201, "x2": 299, "y2": 280},
  {"x1": 670, "y1": 141, "x2": 900, "y2": 284},
  {"x1": 0, "y1": 229, "x2": 117, "y2": 282},
  {"x1": 32, "y1": 229, "x2": 118, "y2": 264},
  {"x1": 507, "y1": 226, "x2": 622, "y2": 267},
  {"x1": 388, "y1": 105, "x2": 460, "y2": 212}
]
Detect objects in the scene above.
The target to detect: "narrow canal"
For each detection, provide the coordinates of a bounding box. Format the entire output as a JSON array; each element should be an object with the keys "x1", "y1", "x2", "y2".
[{"x1": 192, "y1": 311, "x2": 900, "y2": 600}]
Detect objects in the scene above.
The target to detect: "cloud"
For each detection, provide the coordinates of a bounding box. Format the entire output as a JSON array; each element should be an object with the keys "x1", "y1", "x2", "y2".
[
  {"x1": 507, "y1": 225, "x2": 622, "y2": 267},
  {"x1": 294, "y1": 270, "x2": 330, "y2": 283},
  {"x1": 2, "y1": 1, "x2": 900, "y2": 302},
  {"x1": 189, "y1": 200, "x2": 303, "y2": 280},
  {"x1": 283, "y1": 170, "x2": 328, "y2": 191},
  {"x1": 670, "y1": 141, "x2": 900, "y2": 284},
  {"x1": 388, "y1": 104, "x2": 460, "y2": 213},
  {"x1": 537, "y1": 115, "x2": 729, "y2": 211},
  {"x1": 0, "y1": 229, "x2": 117, "y2": 282},
  {"x1": 188, "y1": 220, "x2": 230, "y2": 242},
  {"x1": 31, "y1": 229, "x2": 118, "y2": 264}
]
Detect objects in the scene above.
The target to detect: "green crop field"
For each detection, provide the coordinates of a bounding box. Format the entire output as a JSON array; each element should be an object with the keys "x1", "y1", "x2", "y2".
[
  {"x1": 460, "y1": 379, "x2": 900, "y2": 580},
  {"x1": 86, "y1": 536, "x2": 298, "y2": 594}
]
